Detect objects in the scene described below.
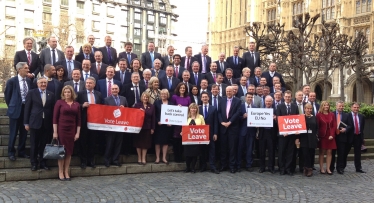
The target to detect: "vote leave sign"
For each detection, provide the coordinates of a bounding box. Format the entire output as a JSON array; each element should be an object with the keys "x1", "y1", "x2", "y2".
[
  {"x1": 277, "y1": 115, "x2": 307, "y2": 135},
  {"x1": 247, "y1": 108, "x2": 274, "y2": 127},
  {"x1": 181, "y1": 125, "x2": 210, "y2": 145},
  {"x1": 87, "y1": 104, "x2": 145, "y2": 133},
  {"x1": 160, "y1": 104, "x2": 188, "y2": 126}
]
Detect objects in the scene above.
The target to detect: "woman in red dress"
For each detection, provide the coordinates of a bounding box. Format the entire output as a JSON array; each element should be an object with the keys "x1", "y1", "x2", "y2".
[
  {"x1": 53, "y1": 85, "x2": 81, "y2": 181},
  {"x1": 316, "y1": 101, "x2": 336, "y2": 175}
]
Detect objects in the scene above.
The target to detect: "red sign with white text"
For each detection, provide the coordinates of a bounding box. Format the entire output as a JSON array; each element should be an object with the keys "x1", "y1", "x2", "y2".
[
  {"x1": 182, "y1": 125, "x2": 210, "y2": 145},
  {"x1": 87, "y1": 104, "x2": 145, "y2": 133},
  {"x1": 277, "y1": 115, "x2": 307, "y2": 135}
]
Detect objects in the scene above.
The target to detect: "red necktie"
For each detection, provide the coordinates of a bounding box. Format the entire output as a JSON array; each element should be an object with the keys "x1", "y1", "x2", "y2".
[
  {"x1": 175, "y1": 67, "x2": 179, "y2": 77},
  {"x1": 108, "y1": 80, "x2": 112, "y2": 97},
  {"x1": 27, "y1": 51, "x2": 31, "y2": 64},
  {"x1": 354, "y1": 113, "x2": 359, "y2": 134}
]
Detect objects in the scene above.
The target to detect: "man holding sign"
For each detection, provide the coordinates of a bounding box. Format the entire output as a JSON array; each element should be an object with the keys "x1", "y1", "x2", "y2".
[{"x1": 276, "y1": 90, "x2": 299, "y2": 176}]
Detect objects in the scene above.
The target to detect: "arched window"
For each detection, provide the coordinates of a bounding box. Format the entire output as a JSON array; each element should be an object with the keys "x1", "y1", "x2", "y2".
[
  {"x1": 272, "y1": 10, "x2": 276, "y2": 20},
  {"x1": 293, "y1": 4, "x2": 297, "y2": 15},
  {"x1": 331, "y1": 7, "x2": 335, "y2": 19},
  {"x1": 368, "y1": 0, "x2": 372, "y2": 11},
  {"x1": 328, "y1": 0, "x2": 331, "y2": 6},
  {"x1": 357, "y1": 0, "x2": 361, "y2": 14},
  {"x1": 297, "y1": 3, "x2": 301, "y2": 14},
  {"x1": 362, "y1": 0, "x2": 367, "y2": 13},
  {"x1": 327, "y1": 8, "x2": 331, "y2": 19}
]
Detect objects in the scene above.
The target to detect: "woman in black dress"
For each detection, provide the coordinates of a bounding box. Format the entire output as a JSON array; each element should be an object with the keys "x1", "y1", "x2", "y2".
[
  {"x1": 189, "y1": 85, "x2": 200, "y2": 105},
  {"x1": 296, "y1": 103, "x2": 318, "y2": 177},
  {"x1": 154, "y1": 89, "x2": 173, "y2": 164}
]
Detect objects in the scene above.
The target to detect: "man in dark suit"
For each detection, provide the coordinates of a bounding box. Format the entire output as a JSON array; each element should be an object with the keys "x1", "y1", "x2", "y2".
[
  {"x1": 308, "y1": 92, "x2": 320, "y2": 116},
  {"x1": 120, "y1": 72, "x2": 146, "y2": 107},
  {"x1": 141, "y1": 42, "x2": 162, "y2": 70},
  {"x1": 241, "y1": 68, "x2": 256, "y2": 86},
  {"x1": 54, "y1": 46, "x2": 82, "y2": 80},
  {"x1": 199, "y1": 92, "x2": 219, "y2": 174},
  {"x1": 226, "y1": 46, "x2": 243, "y2": 78},
  {"x1": 209, "y1": 73, "x2": 227, "y2": 97},
  {"x1": 301, "y1": 84, "x2": 311, "y2": 103},
  {"x1": 242, "y1": 42, "x2": 261, "y2": 77},
  {"x1": 237, "y1": 76, "x2": 248, "y2": 98},
  {"x1": 75, "y1": 43, "x2": 95, "y2": 64},
  {"x1": 223, "y1": 68, "x2": 238, "y2": 85},
  {"x1": 114, "y1": 58, "x2": 132, "y2": 85},
  {"x1": 181, "y1": 46, "x2": 197, "y2": 71},
  {"x1": 270, "y1": 82, "x2": 286, "y2": 95},
  {"x1": 261, "y1": 63, "x2": 286, "y2": 88},
  {"x1": 151, "y1": 59, "x2": 166, "y2": 79},
  {"x1": 194, "y1": 45, "x2": 212, "y2": 74},
  {"x1": 159, "y1": 66, "x2": 180, "y2": 96},
  {"x1": 189, "y1": 61, "x2": 205, "y2": 89},
  {"x1": 5, "y1": 62, "x2": 32, "y2": 161},
  {"x1": 237, "y1": 93, "x2": 258, "y2": 172},
  {"x1": 118, "y1": 42, "x2": 138, "y2": 67},
  {"x1": 162, "y1": 45, "x2": 175, "y2": 70},
  {"x1": 96, "y1": 66, "x2": 122, "y2": 99},
  {"x1": 215, "y1": 52, "x2": 229, "y2": 74},
  {"x1": 209, "y1": 84, "x2": 221, "y2": 111},
  {"x1": 104, "y1": 84, "x2": 128, "y2": 167},
  {"x1": 347, "y1": 102, "x2": 366, "y2": 173},
  {"x1": 172, "y1": 54, "x2": 185, "y2": 81},
  {"x1": 39, "y1": 36, "x2": 65, "y2": 68},
  {"x1": 139, "y1": 69, "x2": 152, "y2": 87},
  {"x1": 181, "y1": 70, "x2": 193, "y2": 94},
  {"x1": 205, "y1": 63, "x2": 219, "y2": 84},
  {"x1": 276, "y1": 90, "x2": 299, "y2": 176},
  {"x1": 77, "y1": 77, "x2": 103, "y2": 168},
  {"x1": 37, "y1": 64, "x2": 63, "y2": 101},
  {"x1": 99, "y1": 36, "x2": 117, "y2": 67},
  {"x1": 24, "y1": 77, "x2": 55, "y2": 171},
  {"x1": 14, "y1": 37, "x2": 42, "y2": 79},
  {"x1": 64, "y1": 69, "x2": 86, "y2": 93},
  {"x1": 81, "y1": 59, "x2": 99, "y2": 82},
  {"x1": 91, "y1": 51, "x2": 109, "y2": 79},
  {"x1": 293, "y1": 90, "x2": 305, "y2": 172},
  {"x1": 218, "y1": 86, "x2": 241, "y2": 173},
  {"x1": 79, "y1": 35, "x2": 98, "y2": 54},
  {"x1": 253, "y1": 67, "x2": 262, "y2": 87}
]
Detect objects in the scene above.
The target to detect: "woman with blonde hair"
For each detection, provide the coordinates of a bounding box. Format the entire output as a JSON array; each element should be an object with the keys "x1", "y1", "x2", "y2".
[{"x1": 144, "y1": 76, "x2": 161, "y2": 104}]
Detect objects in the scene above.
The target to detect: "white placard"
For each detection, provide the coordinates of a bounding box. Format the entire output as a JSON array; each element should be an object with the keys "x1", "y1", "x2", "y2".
[
  {"x1": 160, "y1": 104, "x2": 188, "y2": 126},
  {"x1": 247, "y1": 108, "x2": 274, "y2": 127}
]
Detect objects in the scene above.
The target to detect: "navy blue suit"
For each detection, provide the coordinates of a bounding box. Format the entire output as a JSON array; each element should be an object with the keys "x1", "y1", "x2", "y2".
[
  {"x1": 114, "y1": 70, "x2": 132, "y2": 86},
  {"x1": 80, "y1": 71, "x2": 99, "y2": 82},
  {"x1": 199, "y1": 104, "x2": 218, "y2": 170},
  {"x1": 218, "y1": 96, "x2": 241, "y2": 170},
  {"x1": 261, "y1": 71, "x2": 286, "y2": 88},
  {"x1": 4, "y1": 76, "x2": 32, "y2": 157},
  {"x1": 347, "y1": 112, "x2": 365, "y2": 171},
  {"x1": 194, "y1": 53, "x2": 212, "y2": 73},
  {"x1": 331, "y1": 111, "x2": 352, "y2": 172},
  {"x1": 159, "y1": 76, "x2": 180, "y2": 97},
  {"x1": 226, "y1": 56, "x2": 243, "y2": 78},
  {"x1": 96, "y1": 79, "x2": 122, "y2": 98},
  {"x1": 151, "y1": 69, "x2": 166, "y2": 80}
]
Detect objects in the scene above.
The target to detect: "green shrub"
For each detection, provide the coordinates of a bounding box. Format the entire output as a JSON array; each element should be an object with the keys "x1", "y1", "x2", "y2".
[{"x1": 329, "y1": 102, "x2": 374, "y2": 117}]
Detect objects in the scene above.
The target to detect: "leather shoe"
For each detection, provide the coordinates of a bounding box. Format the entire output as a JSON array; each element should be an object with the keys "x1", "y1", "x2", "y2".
[
  {"x1": 104, "y1": 162, "x2": 110, "y2": 168},
  {"x1": 65, "y1": 178, "x2": 71, "y2": 181},
  {"x1": 80, "y1": 163, "x2": 86, "y2": 169},
  {"x1": 191, "y1": 170, "x2": 196, "y2": 173},
  {"x1": 219, "y1": 167, "x2": 228, "y2": 172},
  {"x1": 270, "y1": 169, "x2": 276, "y2": 174},
  {"x1": 287, "y1": 170, "x2": 294, "y2": 176},
  {"x1": 9, "y1": 156, "x2": 16, "y2": 161},
  {"x1": 258, "y1": 168, "x2": 265, "y2": 173},
  {"x1": 280, "y1": 170, "x2": 286, "y2": 175},
  {"x1": 200, "y1": 168, "x2": 206, "y2": 172},
  {"x1": 112, "y1": 162, "x2": 122, "y2": 167},
  {"x1": 236, "y1": 168, "x2": 242, "y2": 172},
  {"x1": 87, "y1": 162, "x2": 96, "y2": 168},
  {"x1": 337, "y1": 169, "x2": 344, "y2": 174},
  {"x1": 18, "y1": 154, "x2": 30, "y2": 159},
  {"x1": 184, "y1": 168, "x2": 191, "y2": 173},
  {"x1": 230, "y1": 169, "x2": 236, "y2": 173},
  {"x1": 31, "y1": 165, "x2": 37, "y2": 171},
  {"x1": 356, "y1": 169, "x2": 366, "y2": 173},
  {"x1": 211, "y1": 169, "x2": 220, "y2": 174},
  {"x1": 246, "y1": 167, "x2": 254, "y2": 172},
  {"x1": 40, "y1": 165, "x2": 50, "y2": 170}
]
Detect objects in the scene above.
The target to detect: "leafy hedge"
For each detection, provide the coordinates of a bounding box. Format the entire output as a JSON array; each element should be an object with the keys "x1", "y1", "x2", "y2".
[{"x1": 329, "y1": 102, "x2": 374, "y2": 118}]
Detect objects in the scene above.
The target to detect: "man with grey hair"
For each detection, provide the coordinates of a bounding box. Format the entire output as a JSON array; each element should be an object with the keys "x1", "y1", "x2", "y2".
[
  {"x1": 226, "y1": 46, "x2": 243, "y2": 78},
  {"x1": 14, "y1": 37, "x2": 41, "y2": 79},
  {"x1": 4, "y1": 62, "x2": 32, "y2": 161},
  {"x1": 140, "y1": 69, "x2": 152, "y2": 87},
  {"x1": 120, "y1": 72, "x2": 146, "y2": 107},
  {"x1": 194, "y1": 44, "x2": 212, "y2": 74},
  {"x1": 54, "y1": 46, "x2": 82, "y2": 80},
  {"x1": 39, "y1": 36, "x2": 65, "y2": 68},
  {"x1": 151, "y1": 58, "x2": 166, "y2": 79},
  {"x1": 215, "y1": 52, "x2": 228, "y2": 74},
  {"x1": 162, "y1": 45, "x2": 175, "y2": 69},
  {"x1": 79, "y1": 34, "x2": 98, "y2": 54}
]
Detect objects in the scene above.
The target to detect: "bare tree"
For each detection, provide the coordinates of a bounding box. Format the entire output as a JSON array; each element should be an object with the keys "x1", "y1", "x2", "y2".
[
  {"x1": 335, "y1": 34, "x2": 352, "y2": 101},
  {"x1": 0, "y1": 45, "x2": 15, "y2": 93}
]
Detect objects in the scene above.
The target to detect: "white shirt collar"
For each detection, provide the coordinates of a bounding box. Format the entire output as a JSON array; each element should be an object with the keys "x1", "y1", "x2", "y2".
[{"x1": 18, "y1": 74, "x2": 26, "y2": 81}]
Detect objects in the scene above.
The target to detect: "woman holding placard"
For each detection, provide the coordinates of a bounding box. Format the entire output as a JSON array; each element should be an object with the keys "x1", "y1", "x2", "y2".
[
  {"x1": 316, "y1": 101, "x2": 337, "y2": 175},
  {"x1": 296, "y1": 103, "x2": 318, "y2": 177}
]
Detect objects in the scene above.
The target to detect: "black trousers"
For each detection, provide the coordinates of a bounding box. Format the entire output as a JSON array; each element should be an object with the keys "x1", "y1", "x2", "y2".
[
  {"x1": 301, "y1": 147, "x2": 315, "y2": 168},
  {"x1": 173, "y1": 138, "x2": 183, "y2": 162},
  {"x1": 259, "y1": 131, "x2": 274, "y2": 170},
  {"x1": 104, "y1": 132, "x2": 124, "y2": 163},
  {"x1": 186, "y1": 156, "x2": 197, "y2": 170},
  {"x1": 8, "y1": 104, "x2": 27, "y2": 157},
  {"x1": 352, "y1": 135, "x2": 363, "y2": 170},
  {"x1": 29, "y1": 120, "x2": 49, "y2": 166},
  {"x1": 78, "y1": 125, "x2": 97, "y2": 163},
  {"x1": 278, "y1": 135, "x2": 296, "y2": 172},
  {"x1": 331, "y1": 141, "x2": 351, "y2": 171},
  {"x1": 220, "y1": 130, "x2": 238, "y2": 170}
]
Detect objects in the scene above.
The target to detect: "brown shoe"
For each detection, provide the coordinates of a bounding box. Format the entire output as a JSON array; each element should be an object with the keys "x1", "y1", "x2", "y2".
[{"x1": 307, "y1": 168, "x2": 313, "y2": 177}]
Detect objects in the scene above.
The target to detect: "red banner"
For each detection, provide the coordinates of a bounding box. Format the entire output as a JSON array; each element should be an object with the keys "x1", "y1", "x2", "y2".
[
  {"x1": 277, "y1": 115, "x2": 307, "y2": 135},
  {"x1": 87, "y1": 104, "x2": 145, "y2": 133},
  {"x1": 181, "y1": 125, "x2": 210, "y2": 145}
]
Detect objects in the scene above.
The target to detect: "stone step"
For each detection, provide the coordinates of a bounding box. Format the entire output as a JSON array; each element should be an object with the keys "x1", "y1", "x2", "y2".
[{"x1": 0, "y1": 135, "x2": 31, "y2": 146}]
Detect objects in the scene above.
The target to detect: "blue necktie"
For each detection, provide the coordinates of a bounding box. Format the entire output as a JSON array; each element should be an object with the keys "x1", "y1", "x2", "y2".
[
  {"x1": 150, "y1": 52, "x2": 154, "y2": 68},
  {"x1": 235, "y1": 56, "x2": 237, "y2": 65},
  {"x1": 168, "y1": 77, "x2": 172, "y2": 89},
  {"x1": 121, "y1": 71, "x2": 124, "y2": 84},
  {"x1": 107, "y1": 47, "x2": 112, "y2": 64},
  {"x1": 127, "y1": 53, "x2": 131, "y2": 64},
  {"x1": 194, "y1": 73, "x2": 198, "y2": 85},
  {"x1": 114, "y1": 96, "x2": 119, "y2": 106},
  {"x1": 134, "y1": 86, "x2": 140, "y2": 103},
  {"x1": 85, "y1": 73, "x2": 88, "y2": 80},
  {"x1": 213, "y1": 97, "x2": 217, "y2": 110},
  {"x1": 204, "y1": 105, "x2": 208, "y2": 119}
]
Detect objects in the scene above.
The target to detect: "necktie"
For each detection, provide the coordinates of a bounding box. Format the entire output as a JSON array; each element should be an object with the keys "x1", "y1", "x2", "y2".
[
  {"x1": 220, "y1": 62, "x2": 224, "y2": 72},
  {"x1": 256, "y1": 77, "x2": 259, "y2": 84},
  {"x1": 213, "y1": 73, "x2": 216, "y2": 82},
  {"x1": 85, "y1": 54, "x2": 89, "y2": 59},
  {"x1": 251, "y1": 52, "x2": 255, "y2": 65},
  {"x1": 155, "y1": 71, "x2": 159, "y2": 77},
  {"x1": 146, "y1": 80, "x2": 148, "y2": 87},
  {"x1": 127, "y1": 53, "x2": 131, "y2": 64},
  {"x1": 194, "y1": 73, "x2": 198, "y2": 85},
  {"x1": 337, "y1": 112, "x2": 341, "y2": 134},
  {"x1": 22, "y1": 78, "x2": 28, "y2": 101},
  {"x1": 121, "y1": 71, "x2": 125, "y2": 84},
  {"x1": 247, "y1": 105, "x2": 250, "y2": 113},
  {"x1": 226, "y1": 99, "x2": 231, "y2": 119},
  {"x1": 114, "y1": 96, "x2": 119, "y2": 106},
  {"x1": 92, "y1": 47, "x2": 94, "y2": 53},
  {"x1": 169, "y1": 56, "x2": 173, "y2": 64},
  {"x1": 107, "y1": 47, "x2": 112, "y2": 64},
  {"x1": 235, "y1": 56, "x2": 237, "y2": 65},
  {"x1": 286, "y1": 104, "x2": 290, "y2": 115},
  {"x1": 246, "y1": 79, "x2": 249, "y2": 88},
  {"x1": 298, "y1": 103, "x2": 303, "y2": 115},
  {"x1": 187, "y1": 57, "x2": 190, "y2": 70},
  {"x1": 214, "y1": 97, "x2": 217, "y2": 109},
  {"x1": 108, "y1": 81, "x2": 112, "y2": 97},
  {"x1": 52, "y1": 49, "x2": 56, "y2": 65},
  {"x1": 150, "y1": 52, "x2": 154, "y2": 68},
  {"x1": 41, "y1": 91, "x2": 46, "y2": 118},
  {"x1": 202, "y1": 56, "x2": 206, "y2": 73},
  {"x1": 134, "y1": 86, "x2": 140, "y2": 103},
  {"x1": 243, "y1": 86, "x2": 246, "y2": 94},
  {"x1": 168, "y1": 77, "x2": 172, "y2": 89},
  {"x1": 85, "y1": 73, "x2": 88, "y2": 80},
  {"x1": 354, "y1": 113, "x2": 359, "y2": 134},
  {"x1": 229, "y1": 79, "x2": 232, "y2": 85},
  {"x1": 67, "y1": 61, "x2": 72, "y2": 79},
  {"x1": 204, "y1": 105, "x2": 208, "y2": 119},
  {"x1": 275, "y1": 102, "x2": 278, "y2": 109},
  {"x1": 90, "y1": 91, "x2": 95, "y2": 104},
  {"x1": 175, "y1": 67, "x2": 179, "y2": 78},
  {"x1": 27, "y1": 51, "x2": 31, "y2": 65},
  {"x1": 97, "y1": 63, "x2": 101, "y2": 74},
  {"x1": 303, "y1": 96, "x2": 307, "y2": 103},
  {"x1": 74, "y1": 82, "x2": 78, "y2": 93}
]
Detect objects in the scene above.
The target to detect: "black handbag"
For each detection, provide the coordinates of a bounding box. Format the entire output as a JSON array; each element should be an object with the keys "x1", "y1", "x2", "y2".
[{"x1": 43, "y1": 139, "x2": 65, "y2": 160}]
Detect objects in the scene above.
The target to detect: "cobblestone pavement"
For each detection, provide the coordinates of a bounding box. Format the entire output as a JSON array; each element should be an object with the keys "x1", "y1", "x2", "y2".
[{"x1": 0, "y1": 160, "x2": 374, "y2": 203}]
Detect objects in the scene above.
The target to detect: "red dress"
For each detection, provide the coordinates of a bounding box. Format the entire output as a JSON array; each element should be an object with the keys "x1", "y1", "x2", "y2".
[
  {"x1": 316, "y1": 112, "x2": 337, "y2": 149},
  {"x1": 53, "y1": 100, "x2": 81, "y2": 155}
]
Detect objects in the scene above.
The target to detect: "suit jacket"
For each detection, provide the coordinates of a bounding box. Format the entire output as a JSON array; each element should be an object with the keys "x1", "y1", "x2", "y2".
[
  {"x1": 96, "y1": 79, "x2": 122, "y2": 98},
  {"x1": 270, "y1": 87, "x2": 286, "y2": 94},
  {"x1": 226, "y1": 56, "x2": 244, "y2": 78},
  {"x1": 14, "y1": 50, "x2": 41, "y2": 76},
  {"x1": 104, "y1": 95, "x2": 128, "y2": 107},
  {"x1": 151, "y1": 69, "x2": 166, "y2": 80},
  {"x1": 209, "y1": 95, "x2": 222, "y2": 110},
  {"x1": 215, "y1": 61, "x2": 229, "y2": 74},
  {"x1": 4, "y1": 76, "x2": 32, "y2": 119},
  {"x1": 118, "y1": 52, "x2": 138, "y2": 67},
  {"x1": 39, "y1": 47, "x2": 65, "y2": 68},
  {"x1": 79, "y1": 46, "x2": 99, "y2": 55},
  {"x1": 189, "y1": 72, "x2": 205, "y2": 89},
  {"x1": 236, "y1": 85, "x2": 247, "y2": 98},
  {"x1": 310, "y1": 102, "x2": 320, "y2": 116},
  {"x1": 99, "y1": 46, "x2": 118, "y2": 67},
  {"x1": 347, "y1": 112, "x2": 365, "y2": 141},
  {"x1": 162, "y1": 55, "x2": 174, "y2": 70},
  {"x1": 64, "y1": 80, "x2": 86, "y2": 92},
  {"x1": 54, "y1": 59, "x2": 82, "y2": 79},
  {"x1": 334, "y1": 111, "x2": 352, "y2": 143},
  {"x1": 75, "y1": 52, "x2": 95, "y2": 64},
  {"x1": 205, "y1": 72, "x2": 218, "y2": 84},
  {"x1": 134, "y1": 102, "x2": 155, "y2": 130},
  {"x1": 131, "y1": 70, "x2": 143, "y2": 80},
  {"x1": 253, "y1": 76, "x2": 262, "y2": 87},
  {"x1": 91, "y1": 62, "x2": 109, "y2": 80},
  {"x1": 77, "y1": 90, "x2": 103, "y2": 124},
  {"x1": 80, "y1": 71, "x2": 99, "y2": 82},
  {"x1": 182, "y1": 81, "x2": 193, "y2": 94},
  {"x1": 276, "y1": 103, "x2": 299, "y2": 135},
  {"x1": 208, "y1": 83, "x2": 227, "y2": 97},
  {"x1": 189, "y1": 93, "x2": 202, "y2": 105},
  {"x1": 194, "y1": 53, "x2": 212, "y2": 73},
  {"x1": 223, "y1": 77, "x2": 238, "y2": 86},
  {"x1": 141, "y1": 51, "x2": 163, "y2": 70},
  {"x1": 159, "y1": 76, "x2": 180, "y2": 96},
  {"x1": 24, "y1": 89, "x2": 55, "y2": 129},
  {"x1": 181, "y1": 56, "x2": 197, "y2": 71},
  {"x1": 261, "y1": 71, "x2": 286, "y2": 87},
  {"x1": 114, "y1": 70, "x2": 132, "y2": 85},
  {"x1": 120, "y1": 83, "x2": 146, "y2": 107},
  {"x1": 239, "y1": 103, "x2": 258, "y2": 136},
  {"x1": 173, "y1": 66, "x2": 185, "y2": 81},
  {"x1": 258, "y1": 107, "x2": 277, "y2": 140},
  {"x1": 32, "y1": 78, "x2": 62, "y2": 101},
  {"x1": 217, "y1": 97, "x2": 241, "y2": 134},
  {"x1": 199, "y1": 104, "x2": 218, "y2": 139},
  {"x1": 242, "y1": 51, "x2": 261, "y2": 76}
]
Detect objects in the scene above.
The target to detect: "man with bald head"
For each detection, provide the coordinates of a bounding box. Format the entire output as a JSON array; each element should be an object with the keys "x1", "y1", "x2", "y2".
[
  {"x1": 39, "y1": 36, "x2": 65, "y2": 67},
  {"x1": 215, "y1": 52, "x2": 228, "y2": 74},
  {"x1": 91, "y1": 50, "x2": 109, "y2": 79},
  {"x1": 194, "y1": 44, "x2": 212, "y2": 74},
  {"x1": 99, "y1": 36, "x2": 117, "y2": 67},
  {"x1": 141, "y1": 42, "x2": 163, "y2": 70}
]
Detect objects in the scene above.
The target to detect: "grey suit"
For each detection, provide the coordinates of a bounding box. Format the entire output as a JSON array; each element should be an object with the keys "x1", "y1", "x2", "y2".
[
  {"x1": 64, "y1": 80, "x2": 86, "y2": 92},
  {"x1": 240, "y1": 94, "x2": 262, "y2": 107},
  {"x1": 39, "y1": 47, "x2": 65, "y2": 68}
]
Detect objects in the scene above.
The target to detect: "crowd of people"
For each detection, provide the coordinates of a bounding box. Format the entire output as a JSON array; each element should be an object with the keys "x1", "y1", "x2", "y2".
[{"x1": 4, "y1": 36, "x2": 366, "y2": 181}]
